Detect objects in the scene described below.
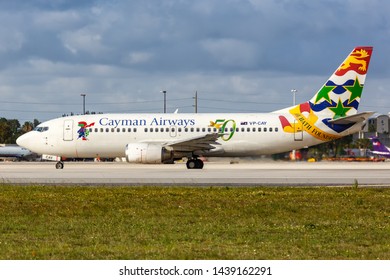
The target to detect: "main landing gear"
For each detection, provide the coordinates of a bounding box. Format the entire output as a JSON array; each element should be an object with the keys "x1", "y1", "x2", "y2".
[
  {"x1": 55, "y1": 161, "x2": 64, "y2": 169},
  {"x1": 186, "y1": 158, "x2": 204, "y2": 169}
]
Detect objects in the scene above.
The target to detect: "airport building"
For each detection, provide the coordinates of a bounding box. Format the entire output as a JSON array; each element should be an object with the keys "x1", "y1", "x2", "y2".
[{"x1": 357, "y1": 114, "x2": 390, "y2": 146}]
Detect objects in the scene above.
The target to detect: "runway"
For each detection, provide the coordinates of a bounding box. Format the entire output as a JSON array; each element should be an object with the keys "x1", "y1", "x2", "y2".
[{"x1": 1, "y1": 160, "x2": 390, "y2": 186}]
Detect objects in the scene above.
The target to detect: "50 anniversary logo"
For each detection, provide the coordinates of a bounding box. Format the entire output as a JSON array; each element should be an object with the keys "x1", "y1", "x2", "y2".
[{"x1": 209, "y1": 119, "x2": 236, "y2": 141}]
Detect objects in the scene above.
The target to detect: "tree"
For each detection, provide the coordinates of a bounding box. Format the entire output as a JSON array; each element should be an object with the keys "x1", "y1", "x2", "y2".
[
  {"x1": 0, "y1": 117, "x2": 40, "y2": 144},
  {"x1": 0, "y1": 118, "x2": 20, "y2": 143},
  {"x1": 0, "y1": 118, "x2": 11, "y2": 143},
  {"x1": 33, "y1": 119, "x2": 41, "y2": 128},
  {"x1": 21, "y1": 121, "x2": 33, "y2": 133},
  {"x1": 351, "y1": 138, "x2": 371, "y2": 150}
]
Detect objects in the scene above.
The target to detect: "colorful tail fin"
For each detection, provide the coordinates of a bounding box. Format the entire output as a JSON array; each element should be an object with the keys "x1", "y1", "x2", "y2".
[
  {"x1": 277, "y1": 47, "x2": 374, "y2": 141},
  {"x1": 370, "y1": 137, "x2": 390, "y2": 156},
  {"x1": 309, "y1": 46, "x2": 373, "y2": 119}
]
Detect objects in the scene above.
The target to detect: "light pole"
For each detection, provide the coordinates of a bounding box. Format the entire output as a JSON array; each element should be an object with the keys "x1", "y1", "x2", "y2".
[
  {"x1": 160, "y1": 90, "x2": 167, "y2": 113},
  {"x1": 290, "y1": 89, "x2": 298, "y2": 160},
  {"x1": 80, "y1": 93, "x2": 86, "y2": 115},
  {"x1": 291, "y1": 89, "x2": 297, "y2": 106},
  {"x1": 193, "y1": 91, "x2": 198, "y2": 113}
]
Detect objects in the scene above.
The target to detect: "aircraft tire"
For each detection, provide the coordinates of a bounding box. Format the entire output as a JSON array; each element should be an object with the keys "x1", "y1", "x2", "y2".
[
  {"x1": 186, "y1": 158, "x2": 204, "y2": 169},
  {"x1": 186, "y1": 159, "x2": 196, "y2": 169},
  {"x1": 195, "y1": 159, "x2": 204, "y2": 169},
  {"x1": 55, "y1": 161, "x2": 64, "y2": 169}
]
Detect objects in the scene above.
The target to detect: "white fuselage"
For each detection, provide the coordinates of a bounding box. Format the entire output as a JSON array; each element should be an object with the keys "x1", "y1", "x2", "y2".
[
  {"x1": 16, "y1": 112, "x2": 361, "y2": 159},
  {"x1": 15, "y1": 47, "x2": 373, "y2": 166}
]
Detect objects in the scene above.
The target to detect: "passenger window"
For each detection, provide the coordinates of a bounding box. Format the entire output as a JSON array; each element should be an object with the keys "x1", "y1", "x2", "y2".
[
  {"x1": 134, "y1": 128, "x2": 137, "y2": 132},
  {"x1": 100, "y1": 128, "x2": 103, "y2": 133},
  {"x1": 95, "y1": 128, "x2": 98, "y2": 133},
  {"x1": 111, "y1": 128, "x2": 115, "y2": 132},
  {"x1": 160, "y1": 128, "x2": 164, "y2": 132},
  {"x1": 202, "y1": 128, "x2": 206, "y2": 132},
  {"x1": 150, "y1": 128, "x2": 154, "y2": 132},
  {"x1": 258, "y1": 127, "x2": 262, "y2": 132},
  {"x1": 128, "y1": 128, "x2": 131, "y2": 132},
  {"x1": 178, "y1": 128, "x2": 182, "y2": 132},
  {"x1": 241, "y1": 127, "x2": 245, "y2": 132},
  {"x1": 196, "y1": 128, "x2": 200, "y2": 132},
  {"x1": 264, "y1": 127, "x2": 267, "y2": 132},
  {"x1": 247, "y1": 127, "x2": 250, "y2": 132},
  {"x1": 191, "y1": 128, "x2": 194, "y2": 132},
  {"x1": 117, "y1": 128, "x2": 120, "y2": 132},
  {"x1": 122, "y1": 128, "x2": 126, "y2": 132},
  {"x1": 165, "y1": 128, "x2": 169, "y2": 132},
  {"x1": 144, "y1": 128, "x2": 148, "y2": 132},
  {"x1": 208, "y1": 128, "x2": 211, "y2": 132},
  {"x1": 106, "y1": 128, "x2": 109, "y2": 133},
  {"x1": 275, "y1": 127, "x2": 278, "y2": 132},
  {"x1": 252, "y1": 127, "x2": 256, "y2": 132},
  {"x1": 269, "y1": 127, "x2": 273, "y2": 132},
  {"x1": 185, "y1": 128, "x2": 188, "y2": 132}
]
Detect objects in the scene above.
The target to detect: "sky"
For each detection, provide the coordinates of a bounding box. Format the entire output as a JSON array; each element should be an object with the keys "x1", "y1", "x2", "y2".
[{"x1": 0, "y1": 0, "x2": 389, "y2": 124}]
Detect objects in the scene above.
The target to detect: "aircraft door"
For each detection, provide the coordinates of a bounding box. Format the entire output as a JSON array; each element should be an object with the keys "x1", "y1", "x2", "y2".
[
  {"x1": 293, "y1": 121, "x2": 303, "y2": 141},
  {"x1": 63, "y1": 120, "x2": 74, "y2": 141}
]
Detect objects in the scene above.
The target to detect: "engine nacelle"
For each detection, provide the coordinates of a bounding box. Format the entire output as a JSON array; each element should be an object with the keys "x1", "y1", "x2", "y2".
[{"x1": 125, "y1": 143, "x2": 174, "y2": 164}]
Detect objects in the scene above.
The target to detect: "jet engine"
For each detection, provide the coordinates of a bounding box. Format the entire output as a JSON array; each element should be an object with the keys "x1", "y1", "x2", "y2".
[{"x1": 125, "y1": 143, "x2": 174, "y2": 164}]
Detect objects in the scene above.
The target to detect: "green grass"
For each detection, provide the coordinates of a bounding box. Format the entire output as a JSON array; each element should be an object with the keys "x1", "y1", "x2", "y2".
[{"x1": 0, "y1": 185, "x2": 389, "y2": 260}]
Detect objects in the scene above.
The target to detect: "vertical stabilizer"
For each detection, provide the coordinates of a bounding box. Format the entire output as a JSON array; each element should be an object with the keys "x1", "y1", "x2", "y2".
[
  {"x1": 309, "y1": 46, "x2": 373, "y2": 119},
  {"x1": 370, "y1": 137, "x2": 390, "y2": 155},
  {"x1": 277, "y1": 47, "x2": 373, "y2": 141}
]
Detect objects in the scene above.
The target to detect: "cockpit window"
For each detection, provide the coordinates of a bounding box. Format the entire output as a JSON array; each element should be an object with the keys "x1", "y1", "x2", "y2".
[{"x1": 34, "y1": 126, "x2": 49, "y2": 132}]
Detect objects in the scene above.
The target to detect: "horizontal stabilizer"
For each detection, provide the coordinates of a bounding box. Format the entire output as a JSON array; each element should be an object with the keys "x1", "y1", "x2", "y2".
[{"x1": 328, "y1": 112, "x2": 374, "y2": 125}]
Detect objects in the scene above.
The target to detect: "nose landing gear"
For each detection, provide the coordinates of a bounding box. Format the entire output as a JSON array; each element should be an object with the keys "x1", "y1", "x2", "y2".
[{"x1": 55, "y1": 161, "x2": 64, "y2": 169}]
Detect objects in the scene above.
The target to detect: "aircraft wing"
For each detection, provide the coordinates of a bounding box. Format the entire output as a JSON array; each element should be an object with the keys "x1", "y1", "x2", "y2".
[
  {"x1": 328, "y1": 111, "x2": 375, "y2": 125},
  {"x1": 163, "y1": 133, "x2": 221, "y2": 152}
]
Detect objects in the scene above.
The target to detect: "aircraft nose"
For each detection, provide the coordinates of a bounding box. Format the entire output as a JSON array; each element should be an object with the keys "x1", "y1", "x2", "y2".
[{"x1": 16, "y1": 133, "x2": 32, "y2": 149}]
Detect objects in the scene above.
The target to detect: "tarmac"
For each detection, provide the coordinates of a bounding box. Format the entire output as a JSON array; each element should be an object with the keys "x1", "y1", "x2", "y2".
[{"x1": 1, "y1": 160, "x2": 390, "y2": 187}]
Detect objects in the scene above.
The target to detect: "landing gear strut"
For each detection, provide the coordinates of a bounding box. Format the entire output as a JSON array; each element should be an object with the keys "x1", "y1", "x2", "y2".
[
  {"x1": 186, "y1": 158, "x2": 204, "y2": 169},
  {"x1": 55, "y1": 161, "x2": 64, "y2": 169}
]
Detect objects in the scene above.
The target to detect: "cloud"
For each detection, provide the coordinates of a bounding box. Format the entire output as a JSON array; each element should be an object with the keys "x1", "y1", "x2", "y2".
[
  {"x1": 0, "y1": 0, "x2": 389, "y2": 122},
  {"x1": 123, "y1": 52, "x2": 154, "y2": 65},
  {"x1": 32, "y1": 10, "x2": 82, "y2": 31},
  {"x1": 200, "y1": 38, "x2": 258, "y2": 68},
  {"x1": 60, "y1": 29, "x2": 106, "y2": 55},
  {"x1": 0, "y1": 27, "x2": 24, "y2": 53}
]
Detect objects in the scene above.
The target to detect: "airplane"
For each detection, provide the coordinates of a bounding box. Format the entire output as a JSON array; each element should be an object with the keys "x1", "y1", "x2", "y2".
[
  {"x1": 0, "y1": 145, "x2": 34, "y2": 160},
  {"x1": 17, "y1": 46, "x2": 374, "y2": 169},
  {"x1": 368, "y1": 137, "x2": 390, "y2": 158}
]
